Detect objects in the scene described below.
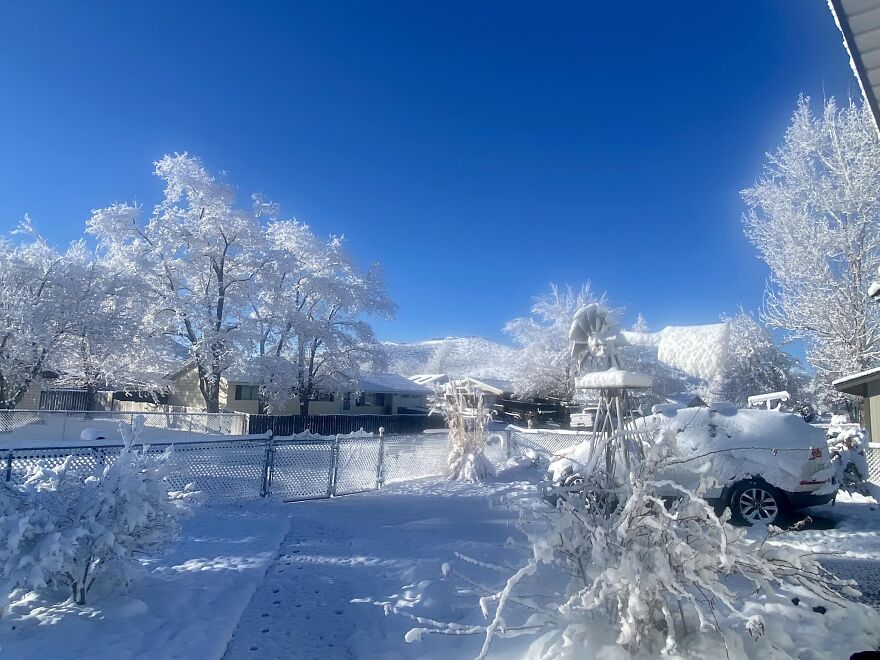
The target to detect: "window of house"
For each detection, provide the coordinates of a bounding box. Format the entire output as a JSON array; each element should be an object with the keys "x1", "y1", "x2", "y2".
[
  {"x1": 309, "y1": 390, "x2": 334, "y2": 402},
  {"x1": 235, "y1": 384, "x2": 260, "y2": 401},
  {"x1": 357, "y1": 392, "x2": 386, "y2": 407}
]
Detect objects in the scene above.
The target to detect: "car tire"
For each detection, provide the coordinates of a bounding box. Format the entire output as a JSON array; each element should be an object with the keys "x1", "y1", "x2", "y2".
[{"x1": 728, "y1": 480, "x2": 789, "y2": 526}]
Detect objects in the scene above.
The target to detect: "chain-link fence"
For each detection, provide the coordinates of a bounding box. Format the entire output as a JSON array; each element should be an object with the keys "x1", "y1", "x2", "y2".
[
  {"x1": 0, "y1": 409, "x2": 249, "y2": 443},
  {"x1": 507, "y1": 427, "x2": 588, "y2": 459},
  {"x1": 1, "y1": 429, "x2": 455, "y2": 503}
]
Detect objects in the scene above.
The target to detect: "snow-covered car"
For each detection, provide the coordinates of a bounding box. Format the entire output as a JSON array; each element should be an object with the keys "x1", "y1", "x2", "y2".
[{"x1": 547, "y1": 405, "x2": 838, "y2": 525}]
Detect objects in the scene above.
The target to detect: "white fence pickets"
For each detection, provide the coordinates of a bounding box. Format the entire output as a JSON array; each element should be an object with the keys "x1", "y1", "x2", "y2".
[{"x1": 0, "y1": 409, "x2": 249, "y2": 442}]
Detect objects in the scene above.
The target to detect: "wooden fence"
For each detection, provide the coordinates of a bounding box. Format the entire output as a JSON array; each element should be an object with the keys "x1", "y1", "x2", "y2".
[{"x1": 247, "y1": 413, "x2": 446, "y2": 436}]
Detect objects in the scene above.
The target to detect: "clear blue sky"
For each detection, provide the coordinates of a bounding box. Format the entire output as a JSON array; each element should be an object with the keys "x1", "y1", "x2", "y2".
[{"x1": 0, "y1": 1, "x2": 859, "y2": 345}]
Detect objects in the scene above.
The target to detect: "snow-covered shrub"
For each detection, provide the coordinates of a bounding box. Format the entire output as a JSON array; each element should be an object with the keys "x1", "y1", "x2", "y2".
[
  {"x1": 432, "y1": 383, "x2": 495, "y2": 483},
  {"x1": 402, "y1": 428, "x2": 865, "y2": 657},
  {"x1": 0, "y1": 417, "x2": 197, "y2": 607},
  {"x1": 828, "y1": 426, "x2": 877, "y2": 499}
]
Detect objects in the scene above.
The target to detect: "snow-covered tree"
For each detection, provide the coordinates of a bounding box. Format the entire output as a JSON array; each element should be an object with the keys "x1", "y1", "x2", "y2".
[
  {"x1": 742, "y1": 97, "x2": 880, "y2": 412},
  {"x1": 88, "y1": 154, "x2": 267, "y2": 412},
  {"x1": 52, "y1": 245, "x2": 174, "y2": 409},
  {"x1": 504, "y1": 284, "x2": 603, "y2": 400},
  {"x1": 0, "y1": 219, "x2": 76, "y2": 408},
  {"x1": 716, "y1": 309, "x2": 803, "y2": 408},
  {"x1": 88, "y1": 154, "x2": 393, "y2": 414},
  {"x1": 259, "y1": 217, "x2": 394, "y2": 417},
  {"x1": 0, "y1": 418, "x2": 197, "y2": 607}
]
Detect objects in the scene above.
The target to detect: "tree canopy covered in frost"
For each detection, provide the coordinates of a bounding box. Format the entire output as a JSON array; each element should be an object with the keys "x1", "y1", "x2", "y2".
[
  {"x1": 84, "y1": 154, "x2": 393, "y2": 412},
  {"x1": 716, "y1": 309, "x2": 804, "y2": 408},
  {"x1": 0, "y1": 220, "x2": 83, "y2": 408},
  {"x1": 743, "y1": 97, "x2": 880, "y2": 406},
  {"x1": 504, "y1": 284, "x2": 603, "y2": 400}
]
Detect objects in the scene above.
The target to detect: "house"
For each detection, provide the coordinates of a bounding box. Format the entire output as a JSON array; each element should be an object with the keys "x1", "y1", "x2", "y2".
[
  {"x1": 833, "y1": 367, "x2": 880, "y2": 438},
  {"x1": 166, "y1": 363, "x2": 431, "y2": 415}
]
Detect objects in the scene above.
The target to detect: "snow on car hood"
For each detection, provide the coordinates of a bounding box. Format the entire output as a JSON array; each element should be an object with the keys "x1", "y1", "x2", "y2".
[{"x1": 548, "y1": 406, "x2": 829, "y2": 493}]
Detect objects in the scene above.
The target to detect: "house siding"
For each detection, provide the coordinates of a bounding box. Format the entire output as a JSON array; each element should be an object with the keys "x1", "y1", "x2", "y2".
[{"x1": 167, "y1": 366, "x2": 208, "y2": 410}]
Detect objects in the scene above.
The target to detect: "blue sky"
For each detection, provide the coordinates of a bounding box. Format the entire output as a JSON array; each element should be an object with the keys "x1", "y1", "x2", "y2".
[{"x1": 0, "y1": 1, "x2": 860, "y2": 346}]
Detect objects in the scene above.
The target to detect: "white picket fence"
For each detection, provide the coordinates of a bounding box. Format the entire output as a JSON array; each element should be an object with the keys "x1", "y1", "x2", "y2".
[{"x1": 0, "y1": 409, "x2": 249, "y2": 444}]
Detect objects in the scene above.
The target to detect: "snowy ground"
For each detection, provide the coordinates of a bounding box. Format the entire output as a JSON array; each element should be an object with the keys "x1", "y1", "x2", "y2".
[
  {"x1": 0, "y1": 501, "x2": 290, "y2": 659},
  {"x1": 767, "y1": 493, "x2": 880, "y2": 608},
  {"x1": 221, "y1": 468, "x2": 540, "y2": 660},
  {"x1": 3, "y1": 468, "x2": 880, "y2": 659}
]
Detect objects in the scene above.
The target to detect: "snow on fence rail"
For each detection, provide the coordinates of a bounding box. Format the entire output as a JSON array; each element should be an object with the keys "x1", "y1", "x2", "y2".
[
  {"x1": 1, "y1": 429, "x2": 452, "y2": 502},
  {"x1": 0, "y1": 409, "x2": 249, "y2": 445}
]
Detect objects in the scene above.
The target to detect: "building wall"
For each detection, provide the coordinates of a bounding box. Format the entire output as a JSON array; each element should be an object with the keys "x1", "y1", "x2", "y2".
[
  {"x1": 867, "y1": 380, "x2": 880, "y2": 441},
  {"x1": 167, "y1": 366, "x2": 208, "y2": 410}
]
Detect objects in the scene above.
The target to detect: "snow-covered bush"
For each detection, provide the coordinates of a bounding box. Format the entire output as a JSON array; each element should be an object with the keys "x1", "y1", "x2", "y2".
[
  {"x1": 403, "y1": 428, "x2": 866, "y2": 657},
  {"x1": 828, "y1": 426, "x2": 877, "y2": 499},
  {"x1": 432, "y1": 383, "x2": 495, "y2": 483},
  {"x1": 0, "y1": 417, "x2": 197, "y2": 607}
]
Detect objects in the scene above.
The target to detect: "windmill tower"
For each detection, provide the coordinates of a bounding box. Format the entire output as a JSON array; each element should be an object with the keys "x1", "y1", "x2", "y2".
[{"x1": 568, "y1": 304, "x2": 653, "y2": 480}]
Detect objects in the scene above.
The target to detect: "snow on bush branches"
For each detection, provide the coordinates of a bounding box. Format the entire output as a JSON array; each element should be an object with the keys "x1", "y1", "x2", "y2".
[
  {"x1": 0, "y1": 417, "x2": 197, "y2": 607},
  {"x1": 403, "y1": 429, "x2": 871, "y2": 657},
  {"x1": 828, "y1": 426, "x2": 879, "y2": 500},
  {"x1": 432, "y1": 383, "x2": 495, "y2": 483}
]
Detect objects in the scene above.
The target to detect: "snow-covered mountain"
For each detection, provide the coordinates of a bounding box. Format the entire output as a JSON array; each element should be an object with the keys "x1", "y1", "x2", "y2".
[{"x1": 383, "y1": 337, "x2": 519, "y2": 380}]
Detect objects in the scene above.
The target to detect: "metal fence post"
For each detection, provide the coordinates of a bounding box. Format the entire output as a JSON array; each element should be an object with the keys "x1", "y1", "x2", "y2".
[
  {"x1": 328, "y1": 434, "x2": 341, "y2": 497},
  {"x1": 375, "y1": 427, "x2": 386, "y2": 490},
  {"x1": 260, "y1": 433, "x2": 275, "y2": 497},
  {"x1": 4, "y1": 450, "x2": 12, "y2": 482},
  {"x1": 505, "y1": 429, "x2": 513, "y2": 459}
]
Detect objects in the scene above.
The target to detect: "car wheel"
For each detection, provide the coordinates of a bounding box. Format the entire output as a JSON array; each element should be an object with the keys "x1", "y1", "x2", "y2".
[{"x1": 728, "y1": 480, "x2": 787, "y2": 526}]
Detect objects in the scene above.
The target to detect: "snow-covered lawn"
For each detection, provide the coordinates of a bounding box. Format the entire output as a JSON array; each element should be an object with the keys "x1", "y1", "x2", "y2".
[
  {"x1": 0, "y1": 501, "x2": 290, "y2": 659},
  {"x1": 222, "y1": 469, "x2": 540, "y2": 660},
  {"x1": 3, "y1": 468, "x2": 880, "y2": 659}
]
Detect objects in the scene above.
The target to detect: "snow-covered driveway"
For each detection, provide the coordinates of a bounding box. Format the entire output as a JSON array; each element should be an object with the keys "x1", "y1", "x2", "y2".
[{"x1": 222, "y1": 471, "x2": 539, "y2": 660}]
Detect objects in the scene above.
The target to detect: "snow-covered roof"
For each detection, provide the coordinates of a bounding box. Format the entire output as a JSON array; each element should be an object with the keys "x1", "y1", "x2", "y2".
[
  {"x1": 575, "y1": 368, "x2": 653, "y2": 390},
  {"x1": 409, "y1": 374, "x2": 449, "y2": 386},
  {"x1": 457, "y1": 377, "x2": 514, "y2": 395},
  {"x1": 833, "y1": 365, "x2": 880, "y2": 395},
  {"x1": 829, "y1": 0, "x2": 880, "y2": 136},
  {"x1": 356, "y1": 373, "x2": 432, "y2": 395}
]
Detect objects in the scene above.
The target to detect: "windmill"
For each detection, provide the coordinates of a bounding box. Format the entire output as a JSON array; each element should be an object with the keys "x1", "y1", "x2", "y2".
[
  {"x1": 568, "y1": 303, "x2": 731, "y2": 485},
  {"x1": 568, "y1": 304, "x2": 652, "y2": 436}
]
